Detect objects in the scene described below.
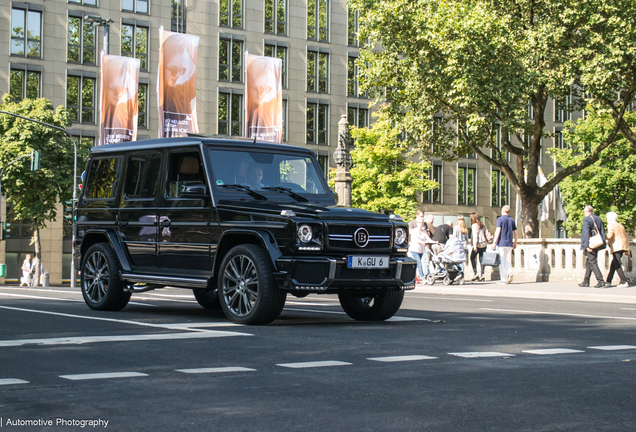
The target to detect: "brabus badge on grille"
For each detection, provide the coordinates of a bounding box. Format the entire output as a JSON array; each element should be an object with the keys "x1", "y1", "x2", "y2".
[{"x1": 354, "y1": 227, "x2": 369, "y2": 247}]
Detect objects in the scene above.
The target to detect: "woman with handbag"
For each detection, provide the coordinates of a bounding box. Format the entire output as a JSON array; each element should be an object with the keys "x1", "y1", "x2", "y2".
[
  {"x1": 469, "y1": 213, "x2": 488, "y2": 281},
  {"x1": 579, "y1": 206, "x2": 607, "y2": 288},
  {"x1": 605, "y1": 211, "x2": 630, "y2": 288}
]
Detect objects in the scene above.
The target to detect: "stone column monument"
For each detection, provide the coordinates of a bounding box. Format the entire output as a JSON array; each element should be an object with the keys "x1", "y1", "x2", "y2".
[{"x1": 333, "y1": 115, "x2": 353, "y2": 207}]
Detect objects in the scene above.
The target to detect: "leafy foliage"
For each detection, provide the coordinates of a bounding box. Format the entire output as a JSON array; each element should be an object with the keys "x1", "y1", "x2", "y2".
[
  {"x1": 0, "y1": 95, "x2": 86, "y2": 229},
  {"x1": 330, "y1": 113, "x2": 437, "y2": 221},
  {"x1": 350, "y1": 0, "x2": 636, "y2": 237},
  {"x1": 552, "y1": 108, "x2": 636, "y2": 233}
]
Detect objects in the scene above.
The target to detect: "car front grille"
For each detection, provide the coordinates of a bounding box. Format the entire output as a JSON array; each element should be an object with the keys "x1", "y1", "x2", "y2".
[{"x1": 326, "y1": 223, "x2": 392, "y2": 251}]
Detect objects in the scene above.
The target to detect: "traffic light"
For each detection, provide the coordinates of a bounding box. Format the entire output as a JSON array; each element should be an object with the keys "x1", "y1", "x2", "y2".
[
  {"x1": 1, "y1": 222, "x2": 11, "y2": 240},
  {"x1": 63, "y1": 200, "x2": 75, "y2": 222},
  {"x1": 31, "y1": 150, "x2": 41, "y2": 171}
]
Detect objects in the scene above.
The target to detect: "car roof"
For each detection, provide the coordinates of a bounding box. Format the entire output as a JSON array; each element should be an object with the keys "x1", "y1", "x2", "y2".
[{"x1": 89, "y1": 136, "x2": 316, "y2": 156}]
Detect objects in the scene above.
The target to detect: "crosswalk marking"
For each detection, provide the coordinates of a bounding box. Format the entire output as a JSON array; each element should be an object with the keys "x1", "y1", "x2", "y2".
[
  {"x1": 588, "y1": 345, "x2": 636, "y2": 351},
  {"x1": 522, "y1": 348, "x2": 585, "y2": 355},
  {"x1": 367, "y1": 355, "x2": 437, "y2": 362},
  {"x1": 448, "y1": 352, "x2": 515, "y2": 358},
  {"x1": 276, "y1": 361, "x2": 352, "y2": 369},
  {"x1": 176, "y1": 367, "x2": 256, "y2": 374},
  {"x1": 0, "y1": 378, "x2": 29, "y2": 385},
  {"x1": 60, "y1": 372, "x2": 148, "y2": 381}
]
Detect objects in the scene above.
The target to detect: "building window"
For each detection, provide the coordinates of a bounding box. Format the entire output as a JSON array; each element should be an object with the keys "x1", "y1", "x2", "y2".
[
  {"x1": 68, "y1": 16, "x2": 96, "y2": 65},
  {"x1": 318, "y1": 154, "x2": 329, "y2": 177},
  {"x1": 307, "y1": 0, "x2": 329, "y2": 42},
  {"x1": 282, "y1": 99, "x2": 288, "y2": 142},
  {"x1": 171, "y1": 0, "x2": 187, "y2": 33},
  {"x1": 554, "y1": 95, "x2": 571, "y2": 123},
  {"x1": 218, "y1": 91, "x2": 243, "y2": 136},
  {"x1": 458, "y1": 165, "x2": 476, "y2": 206},
  {"x1": 138, "y1": 83, "x2": 148, "y2": 128},
  {"x1": 348, "y1": 8, "x2": 358, "y2": 47},
  {"x1": 423, "y1": 164, "x2": 442, "y2": 204},
  {"x1": 220, "y1": 0, "x2": 243, "y2": 28},
  {"x1": 9, "y1": 67, "x2": 40, "y2": 101},
  {"x1": 527, "y1": 100, "x2": 534, "y2": 120},
  {"x1": 219, "y1": 38, "x2": 243, "y2": 82},
  {"x1": 492, "y1": 169, "x2": 509, "y2": 207},
  {"x1": 121, "y1": 24, "x2": 148, "y2": 71},
  {"x1": 69, "y1": 0, "x2": 97, "y2": 5},
  {"x1": 122, "y1": 0, "x2": 149, "y2": 14},
  {"x1": 11, "y1": 6, "x2": 41, "y2": 58},
  {"x1": 66, "y1": 74, "x2": 95, "y2": 124},
  {"x1": 492, "y1": 125, "x2": 510, "y2": 161},
  {"x1": 307, "y1": 101, "x2": 328, "y2": 145},
  {"x1": 307, "y1": 50, "x2": 328, "y2": 93},
  {"x1": 264, "y1": 44, "x2": 287, "y2": 89},
  {"x1": 265, "y1": 0, "x2": 286, "y2": 35},
  {"x1": 347, "y1": 105, "x2": 368, "y2": 129},
  {"x1": 348, "y1": 56, "x2": 360, "y2": 97}
]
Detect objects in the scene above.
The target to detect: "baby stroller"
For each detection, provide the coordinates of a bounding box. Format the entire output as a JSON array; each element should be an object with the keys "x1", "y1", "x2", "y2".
[{"x1": 426, "y1": 237, "x2": 466, "y2": 285}]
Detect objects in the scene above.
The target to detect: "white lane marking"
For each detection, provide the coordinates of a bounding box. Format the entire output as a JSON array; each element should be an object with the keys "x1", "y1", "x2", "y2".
[
  {"x1": 367, "y1": 355, "x2": 437, "y2": 362},
  {"x1": 127, "y1": 301, "x2": 159, "y2": 307},
  {"x1": 176, "y1": 367, "x2": 256, "y2": 374},
  {"x1": 0, "y1": 305, "x2": 238, "y2": 332},
  {"x1": 387, "y1": 316, "x2": 430, "y2": 322},
  {"x1": 523, "y1": 348, "x2": 585, "y2": 355},
  {"x1": 0, "y1": 292, "x2": 83, "y2": 302},
  {"x1": 160, "y1": 322, "x2": 243, "y2": 329},
  {"x1": 0, "y1": 330, "x2": 251, "y2": 347},
  {"x1": 0, "y1": 378, "x2": 29, "y2": 385},
  {"x1": 588, "y1": 345, "x2": 636, "y2": 351},
  {"x1": 277, "y1": 361, "x2": 352, "y2": 369},
  {"x1": 620, "y1": 308, "x2": 636, "y2": 310},
  {"x1": 0, "y1": 287, "x2": 80, "y2": 295},
  {"x1": 449, "y1": 352, "x2": 515, "y2": 358},
  {"x1": 283, "y1": 308, "x2": 430, "y2": 322},
  {"x1": 408, "y1": 295, "x2": 494, "y2": 302},
  {"x1": 285, "y1": 302, "x2": 340, "y2": 306},
  {"x1": 480, "y1": 308, "x2": 636, "y2": 321},
  {"x1": 60, "y1": 372, "x2": 148, "y2": 381}
]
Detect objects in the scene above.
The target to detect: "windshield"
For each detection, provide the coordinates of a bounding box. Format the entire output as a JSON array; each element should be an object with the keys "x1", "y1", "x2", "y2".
[{"x1": 208, "y1": 149, "x2": 328, "y2": 197}]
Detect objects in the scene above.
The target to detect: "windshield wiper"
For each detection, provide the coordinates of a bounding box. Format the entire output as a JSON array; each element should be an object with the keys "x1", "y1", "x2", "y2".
[
  {"x1": 218, "y1": 184, "x2": 267, "y2": 200},
  {"x1": 261, "y1": 186, "x2": 309, "y2": 202}
]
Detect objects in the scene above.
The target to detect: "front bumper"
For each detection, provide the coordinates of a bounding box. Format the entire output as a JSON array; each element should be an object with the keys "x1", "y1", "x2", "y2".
[{"x1": 274, "y1": 255, "x2": 417, "y2": 293}]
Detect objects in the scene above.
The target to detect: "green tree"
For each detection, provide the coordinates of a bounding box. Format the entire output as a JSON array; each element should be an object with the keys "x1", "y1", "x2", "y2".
[
  {"x1": 0, "y1": 96, "x2": 83, "y2": 282},
  {"x1": 553, "y1": 108, "x2": 636, "y2": 233},
  {"x1": 330, "y1": 113, "x2": 437, "y2": 221},
  {"x1": 351, "y1": 0, "x2": 636, "y2": 237}
]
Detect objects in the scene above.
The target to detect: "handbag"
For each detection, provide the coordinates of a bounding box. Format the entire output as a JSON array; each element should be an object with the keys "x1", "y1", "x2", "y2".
[
  {"x1": 588, "y1": 216, "x2": 604, "y2": 250},
  {"x1": 477, "y1": 227, "x2": 488, "y2": 248},
  {"x1": 481, "y1": 251, "x2": 501, "y2": 266}
]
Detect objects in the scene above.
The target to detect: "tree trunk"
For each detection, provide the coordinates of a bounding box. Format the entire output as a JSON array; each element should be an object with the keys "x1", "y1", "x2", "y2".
[
  {"x1": 32, "y1": 224, "x2": 41, "y2": 287},
  {"x1": 519, "y1": 195, "x2": 541, "y2": 239}
]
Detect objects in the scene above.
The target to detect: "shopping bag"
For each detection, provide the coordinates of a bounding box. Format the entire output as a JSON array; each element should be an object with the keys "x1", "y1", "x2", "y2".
[{"x1": 481, "y1": 251, "x2": 501, "y2": 267}]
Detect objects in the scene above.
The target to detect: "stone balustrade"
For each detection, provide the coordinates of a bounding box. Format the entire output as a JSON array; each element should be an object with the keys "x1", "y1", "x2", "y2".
[{"x1": 478, "y1": 239, "x2": 635, "y2": 283}]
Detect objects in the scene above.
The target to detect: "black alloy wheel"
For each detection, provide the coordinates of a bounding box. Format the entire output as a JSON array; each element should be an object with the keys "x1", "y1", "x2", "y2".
[{"x1": 81, "y1": 242, "x2": 131, "y2": 311}]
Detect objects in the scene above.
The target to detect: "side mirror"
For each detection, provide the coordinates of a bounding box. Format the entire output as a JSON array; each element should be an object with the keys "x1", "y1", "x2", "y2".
[{"x1": 180, "y1": 182, "x2": 208, "y2": 197}]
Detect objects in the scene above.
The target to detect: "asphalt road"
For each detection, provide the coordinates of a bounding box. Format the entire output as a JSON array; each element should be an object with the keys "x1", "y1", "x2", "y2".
[{"x1": 1, "y1": 286, "x2": 635, "y2": 431}]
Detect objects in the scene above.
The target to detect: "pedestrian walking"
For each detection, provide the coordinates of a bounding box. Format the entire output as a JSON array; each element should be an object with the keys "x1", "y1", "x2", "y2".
[
  {"x1": 408, "y1": 209, "x2": 424, "y2": 241},
  {"x1": 20, "y1": 254, "x2": 32, "y2": 287},
  {"x1": 452, "y1": 215, "x2": 469, "y2": 273},
  {"x1": 432, "y1": 220, "x2": 452, "y2": 255},
  {"x1": 491, "y1": 205, "x2": 518, "y2": 284},
  {"x1": 579, "y1": 205, "x2": 607, "y2": 288},
  {"x1": 409, "y1": 218, "x2": 430, "y2": 283},
  {"x1": 605, "y1": 211, "x2": 630, "y2": 288},
  {"x1": 469, "y1": 212, "x2": 488, "y2": 281}
]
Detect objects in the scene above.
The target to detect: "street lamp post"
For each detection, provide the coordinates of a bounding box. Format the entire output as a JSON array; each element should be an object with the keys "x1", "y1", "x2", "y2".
[
  {"x1": 85, "y1": 15, "x2": 113, "y2": 55},
  {"x1": 0, "y1": 111, "x2": 78, "y2": 288}
]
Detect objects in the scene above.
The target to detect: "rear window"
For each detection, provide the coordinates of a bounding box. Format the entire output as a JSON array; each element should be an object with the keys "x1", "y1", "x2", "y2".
[
  {"x1": 124, "y1": 152, "x2": 162, "y2": 199},
  {"x1": 85, "y1": 157, "x2": 121, "y2": 200}
]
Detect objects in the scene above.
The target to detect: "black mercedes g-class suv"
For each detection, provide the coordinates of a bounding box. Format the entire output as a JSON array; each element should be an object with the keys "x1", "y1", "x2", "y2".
[{"x1": 75, "y1": 137, "x2": 416, "y2": 324}]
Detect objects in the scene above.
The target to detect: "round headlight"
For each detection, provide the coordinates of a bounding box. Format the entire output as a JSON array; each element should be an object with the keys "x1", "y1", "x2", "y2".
[
  {"x1": 297, "y1": 224, "x2": 313, "y2": 244},
  {"x1": 395, "y1": 227, "x2": 407, "y2": 245}
]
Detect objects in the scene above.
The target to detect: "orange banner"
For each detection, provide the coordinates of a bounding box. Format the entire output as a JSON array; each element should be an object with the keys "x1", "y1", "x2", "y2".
[
  {"x1": 245, "y1": 53, "x2": 283, "y2": 143},
  {"x1": 157, "y1": 27, "x2": 199, "y2": 137},
  {"x1": 99, "y1": 53, "x2": 139, "y2": 145}
]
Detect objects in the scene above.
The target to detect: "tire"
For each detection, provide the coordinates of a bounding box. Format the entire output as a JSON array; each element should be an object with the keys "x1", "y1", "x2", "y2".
[
  {"x1": 443, "y1": 275, "x2": 451, "y2": 286},
  {"x1": 426, "y1": 274, "x2": 435, "y2": 285},
  {"x1": 457, "y1": 276, "x2": 465, "y2": 285},
  {"x1": 81, "y1": 242, "x2": 131, "y2": 311},
  {"x1": 338, "y1": 290, "x2": 405, "y2": 321},
  {"x1": 193, "y1": 288, "x2": 221, "y2": 309},
  {"x1": 217, "y1": 244, "x2": 286, "y2": 325}
]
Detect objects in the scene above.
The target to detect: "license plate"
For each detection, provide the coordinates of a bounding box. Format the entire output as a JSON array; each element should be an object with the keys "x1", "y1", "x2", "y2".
[{"x1": 348, "y1": 256, "x2": 390, "y2": 269}]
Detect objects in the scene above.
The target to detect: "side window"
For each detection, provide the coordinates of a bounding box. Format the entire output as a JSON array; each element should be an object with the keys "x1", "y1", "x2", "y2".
[
  {"x1": 85, "y1": 157, "x2": 121, "y2": 200},
  {"x1": 124, "y1": 152, "x2": 162, "y2": 199},
  {"x1": 165, "y1": 151, "x2": 206, "y2": 199}
]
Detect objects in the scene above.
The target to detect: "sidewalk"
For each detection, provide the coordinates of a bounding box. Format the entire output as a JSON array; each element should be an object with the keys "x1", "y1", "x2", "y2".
[{"x1": 411, "y1": 279, "x2": 636, "y2": 304}]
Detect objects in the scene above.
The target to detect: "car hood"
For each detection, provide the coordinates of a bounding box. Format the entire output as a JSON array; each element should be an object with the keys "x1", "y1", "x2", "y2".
[{"x1": 216, "y1": 200, "x2": 392, "y2": 221}]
